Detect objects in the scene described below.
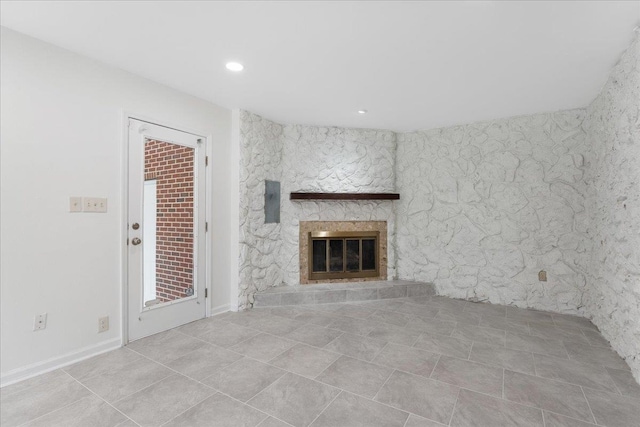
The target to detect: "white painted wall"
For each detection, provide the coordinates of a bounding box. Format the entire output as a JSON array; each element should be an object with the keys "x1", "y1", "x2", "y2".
[
  {"x1": 229, "y1": 109, "x2": 242, "y2": 312},
  {"x1": 0, "y1": 27, "x2": 236, "y2": 383}
]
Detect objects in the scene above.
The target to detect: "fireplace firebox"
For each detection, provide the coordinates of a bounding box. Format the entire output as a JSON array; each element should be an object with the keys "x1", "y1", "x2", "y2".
[
  {"x1": 309, "y1": 231, "x2": 379, "y2": 280},
  {"x1": 299, "y1": 221, "x2": 387, "y2": 284}
]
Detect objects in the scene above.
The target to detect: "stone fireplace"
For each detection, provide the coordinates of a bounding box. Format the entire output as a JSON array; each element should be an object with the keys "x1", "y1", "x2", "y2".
[{"x1": 299, "y1": 221, "x2": 387, "y2": 284}]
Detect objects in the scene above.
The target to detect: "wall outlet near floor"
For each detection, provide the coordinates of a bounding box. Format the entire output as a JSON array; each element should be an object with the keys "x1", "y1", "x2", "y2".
[
  {"x1": 538, "y1": 270, "x2": 547, "y2": 282},
  {"x1": 98, "y1": 316, "x2": 109, "y2": 333},
  {"x1": 33, "y1": 313, "x2": 47, "y2": 331}
]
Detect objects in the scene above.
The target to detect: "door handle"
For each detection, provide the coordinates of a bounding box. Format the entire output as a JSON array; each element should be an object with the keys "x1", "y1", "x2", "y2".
[{"x1": 131, "y1": 238, "x2": 142, "y2": 245}]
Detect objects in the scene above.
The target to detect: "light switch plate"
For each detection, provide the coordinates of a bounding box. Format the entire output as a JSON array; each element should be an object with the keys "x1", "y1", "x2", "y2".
[
  {"x1": 70, "y1": 197, "x2": 82, "y2": 212},
  {"x1": 83, "y1": 197, "x2": 96, "y2": 212},
  {"x1": 95, "y1": 198, "x2": 107, "y2": 213},
  {"x1": 82, "y1": 197, "x2": 107, "y2": 213}
]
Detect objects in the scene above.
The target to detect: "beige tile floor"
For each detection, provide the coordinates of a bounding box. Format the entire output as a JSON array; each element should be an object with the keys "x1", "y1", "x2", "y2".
[{"x1": 2, "y1": 296, "x2": 640, "y2": 426}]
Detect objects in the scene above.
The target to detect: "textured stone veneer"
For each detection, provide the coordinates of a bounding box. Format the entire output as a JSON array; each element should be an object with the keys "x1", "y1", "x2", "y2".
[
  {"x1": 583, "y1": 33, "x2": 640, "y2": 381},
  {"x1": 238, "y1": 35, "x2": 640, "y2": 381},
  {"x1": 280, "y1": 124, "x2": 397, "y2": 289},
  {"x1": 239, "y1": 112, "x2": 284, "y2": 309},
  {"x1": 239, "y1": 111, "x2": 396, "y2": 309},
  {"x1": 396, "y1": 110, "x2": 590, "y2": 314},
  {"x1": 299, "y1": 221, "x2": 388, "y2": 284}
]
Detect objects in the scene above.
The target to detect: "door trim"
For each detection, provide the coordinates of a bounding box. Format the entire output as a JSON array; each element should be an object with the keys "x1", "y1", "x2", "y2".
[{"x1": 120, "y1": 111, "x2": 212, "y2": 345}]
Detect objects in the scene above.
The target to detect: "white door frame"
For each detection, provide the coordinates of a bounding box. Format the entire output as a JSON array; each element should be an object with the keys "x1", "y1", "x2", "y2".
[{"x1": 120, "y1": 112, "x2": 212, "y2": 345}]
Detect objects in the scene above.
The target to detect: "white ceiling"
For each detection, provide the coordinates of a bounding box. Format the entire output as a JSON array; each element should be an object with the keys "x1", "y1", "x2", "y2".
[{"x1": 1, "y1": 1, "x2": 639, "y2": 131}]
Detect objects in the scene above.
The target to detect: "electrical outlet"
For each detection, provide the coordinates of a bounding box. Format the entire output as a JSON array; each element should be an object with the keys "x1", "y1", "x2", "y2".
[
  {"x1": 34, "y1": 313, "x2": 47, "y2": 331},
  {"x1": 98, "y1": 316, "x2": 109, "y2": 333},
  {"x1": 538, "y1": 270, "x2": 547, "y2": 282},
  {"x1": 69, "y1": 197, "x2": 82, "y2": 212}
]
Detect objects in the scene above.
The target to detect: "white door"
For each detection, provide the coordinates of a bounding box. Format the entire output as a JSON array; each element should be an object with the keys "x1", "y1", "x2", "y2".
[{"x1": 127, "y1": 118, "x2": 207, "y2": 341}]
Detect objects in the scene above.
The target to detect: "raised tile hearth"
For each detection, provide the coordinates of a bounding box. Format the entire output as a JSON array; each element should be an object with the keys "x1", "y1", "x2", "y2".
[{"x1": 253, "y1": 280, "x2": 434, "y2": 307}]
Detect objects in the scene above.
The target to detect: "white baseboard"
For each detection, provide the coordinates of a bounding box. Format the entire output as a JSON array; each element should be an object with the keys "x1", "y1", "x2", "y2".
[
  {"x1": 210, "y1": 303, "x2": 231, "y2": 316},
  {"x1": 0, "y1": 338, "x2": 122, "y2": 388}
]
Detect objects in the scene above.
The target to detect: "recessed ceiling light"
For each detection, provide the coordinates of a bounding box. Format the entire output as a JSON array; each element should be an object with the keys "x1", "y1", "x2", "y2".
[
  {"x1": 357, "y1": 109, "x2": 368, "y2": 114},
  {"x1": 225, "y1": 62, "x2": 244, "y2": 72}
]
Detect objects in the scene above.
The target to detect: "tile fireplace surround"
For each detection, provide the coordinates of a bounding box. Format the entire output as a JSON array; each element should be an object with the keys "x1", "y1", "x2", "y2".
[{"x1": 299, "y1": 221, "x2": 388, "y2": 284}]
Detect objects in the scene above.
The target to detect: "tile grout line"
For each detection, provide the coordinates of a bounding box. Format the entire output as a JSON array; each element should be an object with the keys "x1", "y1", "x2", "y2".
[
  {"x1": 260, "y1": 415, "x2": 297, "y2": 427},
  {"x1": 314, "y1": 369, "x2": 433, "y2": 421},
  {"x1": 175, "y1": 320, "x2": 261, "y2": 350},
  {"x1": 307, "y1": 389, "x2": 343, "y2": 427},
  {"x1": 251, "y1": 414, "x2": 273, "y2": 427},
  {"x1": 242, "y1": 373, "x2": 340, "y2": 426},
  {"x1": 14, "y1": 394, "x2": 96, "y2": 427},
  {"x1": 371, "y1": 368, "x2": 398, "y2": 402},
  {"x1": 504, "y1": 365, "x2": 625, "y2": 398},
  {"x1": 158, "y1": 393, "x2": 216, "y2": 426},
  {"x1": 393, "y1": 363, "x2": 568, "y2": 417},
  {"x1": 447, "y1": 388, "x2": 462, "y2": 426},
  {"x1": 604, "y1": 369, "x2": 625, "y2": 397},
  {"x1": 464, "y1": 384, "x2": 554, "y2": 416},
  {"x1": 544, "y1": 409, "x2": 602, "y2": 426},
  {"x1": 0, "y1": 369, "x2": 69, "y2": 399},
  {"x1": 218, "y1": 322, "x2": 342, "y2": 356},
  {"x1": 194, "y1": 328, "x2": 346, "y2": 382},
  {"x1": 197, "y1": 355, "x2": 249, "y2": 384},
  {"x1": 211, "y1": 386, "x2": 296, "y2": 427},
  {"x1": 60, "y1": 348, "x2": 143, "y2": 385},
  {"x1": 428, "y1": 354, "x2": 442, "y2": 378},
  {"x1": 196, "y1": 381, "x2": 294, "y2": 426},
  {"x1": 580, "y1": 386, "x2": 598, "y2": 425},
  {"x1": 107, "y1": 350, "x2": 188, "y2": 402},
  {"x1": 130, "y1": 344, "x2": 295, "y2": 427},
  {"x1": 63, "y1": 370, "x2": 141, "y2": 427},
  {"x1": 370, "y1": 340, "x2": 391, "y2": 362}
]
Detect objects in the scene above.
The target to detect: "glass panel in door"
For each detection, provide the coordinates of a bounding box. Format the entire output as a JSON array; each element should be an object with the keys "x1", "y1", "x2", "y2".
[{"x1": 142, "y1": 139, "x2": 195, "y2": 308}]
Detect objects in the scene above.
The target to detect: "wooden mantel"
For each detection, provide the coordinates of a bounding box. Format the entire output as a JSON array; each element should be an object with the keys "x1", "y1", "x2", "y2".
[{"x1": 290, "y1": 192, "x2": 400, "y2": 201}]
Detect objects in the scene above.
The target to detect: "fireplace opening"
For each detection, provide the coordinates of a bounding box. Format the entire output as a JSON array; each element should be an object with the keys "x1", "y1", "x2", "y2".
[{"x1": 309, "y1": 231, "x2": 379, "y2": 280}]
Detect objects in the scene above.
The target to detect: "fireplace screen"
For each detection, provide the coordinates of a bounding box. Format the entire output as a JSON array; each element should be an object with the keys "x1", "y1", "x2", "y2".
[{"x1": 309, "y1": 231, "x2": 379, "y2": 280}]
